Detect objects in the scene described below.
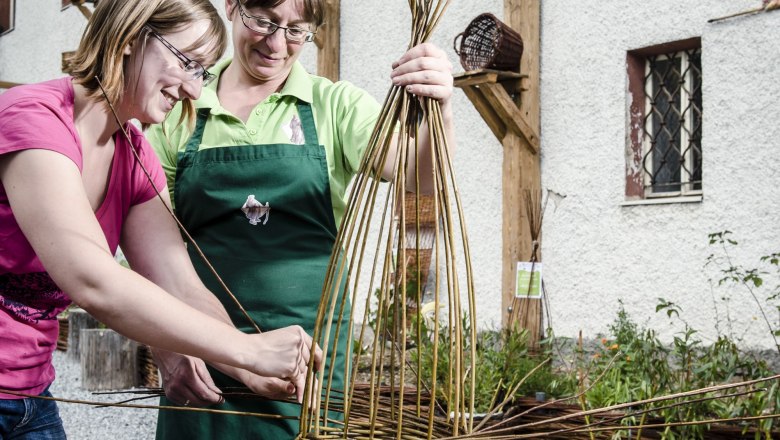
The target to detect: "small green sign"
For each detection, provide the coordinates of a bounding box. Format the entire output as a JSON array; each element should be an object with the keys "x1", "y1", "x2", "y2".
[{"x1": 516, "y1": 262, "x2": 542, "y2": 298}]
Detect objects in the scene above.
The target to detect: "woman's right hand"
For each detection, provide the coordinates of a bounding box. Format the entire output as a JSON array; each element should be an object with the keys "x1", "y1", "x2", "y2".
[{"x1": 245, "y1": 325, "x2": 323, "y2": 403}]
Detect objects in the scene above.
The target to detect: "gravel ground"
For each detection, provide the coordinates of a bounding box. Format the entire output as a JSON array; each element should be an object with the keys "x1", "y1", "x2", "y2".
[{"x1": 50, "y1": 350, "x2": 157, "y2": 439}]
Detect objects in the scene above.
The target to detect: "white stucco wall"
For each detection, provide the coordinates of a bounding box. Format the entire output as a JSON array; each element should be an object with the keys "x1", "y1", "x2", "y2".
[
  {"x1": 1, "y1": 1, "x2": 777, "y2": 349},
  {"x1": 540, "y1": 1, "x2": 780, "y2": 349}
]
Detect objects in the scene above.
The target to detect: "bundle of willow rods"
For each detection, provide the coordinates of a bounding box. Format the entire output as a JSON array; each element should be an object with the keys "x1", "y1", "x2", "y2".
[{"x1": 299, "y1": 0, "x2": 479, "y2": 438}]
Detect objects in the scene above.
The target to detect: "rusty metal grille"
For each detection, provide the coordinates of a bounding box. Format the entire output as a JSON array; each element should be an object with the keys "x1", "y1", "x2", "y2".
[{"x1": 642, "y1": 48, "x2": 702, "y2": 195}]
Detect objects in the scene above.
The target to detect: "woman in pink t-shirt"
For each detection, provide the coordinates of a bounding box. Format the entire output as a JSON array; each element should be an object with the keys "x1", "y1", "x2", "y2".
[{"x1": 0, "y1": 0, "x2": 321, "y2": 437}]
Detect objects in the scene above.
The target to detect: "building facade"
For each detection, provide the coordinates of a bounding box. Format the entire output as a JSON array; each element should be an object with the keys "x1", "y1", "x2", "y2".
[{"x1": 1, "y1": 0, "x2": 778, "y2": 349}]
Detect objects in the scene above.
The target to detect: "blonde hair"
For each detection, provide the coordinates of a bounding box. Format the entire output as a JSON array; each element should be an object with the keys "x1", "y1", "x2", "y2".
[{"x1": 66, "y1": 0, "x2": 228, "y2": 126}]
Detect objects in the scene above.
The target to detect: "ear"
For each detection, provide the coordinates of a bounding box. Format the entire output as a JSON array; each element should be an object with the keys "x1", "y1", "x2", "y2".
[
  {"x1": 225, "y1": 0, "x2": 236, "y2": 21},
  {"x1": 123, "y1": 41, "x2": 133, "y2": 56}
]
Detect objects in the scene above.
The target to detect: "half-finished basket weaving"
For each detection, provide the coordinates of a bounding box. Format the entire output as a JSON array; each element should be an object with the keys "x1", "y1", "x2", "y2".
[{"x1": 453, "y1": 13, "x2": 523, "y2": 71}]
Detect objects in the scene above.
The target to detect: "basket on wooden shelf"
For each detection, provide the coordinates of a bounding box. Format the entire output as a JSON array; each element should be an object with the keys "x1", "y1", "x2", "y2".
[{"x1": 453, "y1": 13, "x2": 523, "y2": 72}]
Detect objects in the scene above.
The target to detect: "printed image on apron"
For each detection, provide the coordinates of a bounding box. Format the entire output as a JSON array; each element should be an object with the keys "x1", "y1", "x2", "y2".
[{"x1": 241, "y1": 195, "x2": 270, "y2": 225}]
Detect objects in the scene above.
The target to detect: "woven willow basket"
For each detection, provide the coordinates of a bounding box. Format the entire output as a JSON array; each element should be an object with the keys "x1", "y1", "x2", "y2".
[{"x1": 453, "y1": 13, "x2": 523, "y2": 71}]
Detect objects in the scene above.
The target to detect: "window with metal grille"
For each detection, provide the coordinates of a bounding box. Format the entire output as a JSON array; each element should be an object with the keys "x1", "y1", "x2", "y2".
[
  {"x1": 0, "y1": 0, "x2": 14, "y2": 35},
  {"x1": 626, "y1": 38, "x2": 702, "y2": 200}
]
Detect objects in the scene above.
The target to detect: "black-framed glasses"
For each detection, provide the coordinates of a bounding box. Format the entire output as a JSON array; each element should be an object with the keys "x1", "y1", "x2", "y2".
[
  {"x1": 144, "y1": 26, "x2": 216, "y2": 86},
  {"x1": 236, "y1": 2, "x2": 315, "y2": 44}
]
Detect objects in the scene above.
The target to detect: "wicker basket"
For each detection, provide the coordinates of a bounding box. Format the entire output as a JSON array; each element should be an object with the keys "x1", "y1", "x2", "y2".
[{"x1": 453, "y1": 13, "x2": 523, "y2": 72}]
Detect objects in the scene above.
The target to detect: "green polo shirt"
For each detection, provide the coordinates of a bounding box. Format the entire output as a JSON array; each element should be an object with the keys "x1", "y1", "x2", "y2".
[{"x1": 147, "y1": 59, "x2": 381, "y2": 226}]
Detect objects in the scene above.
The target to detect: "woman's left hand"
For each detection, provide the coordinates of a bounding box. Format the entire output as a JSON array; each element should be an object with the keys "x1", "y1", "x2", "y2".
[{"x1": 390, "y1": 43, "x2": 454, "y2": 105}]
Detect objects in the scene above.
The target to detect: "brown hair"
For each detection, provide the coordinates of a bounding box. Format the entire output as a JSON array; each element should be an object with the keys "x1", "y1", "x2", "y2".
[
  {"x1": 66, "y1": 0, "x2": 228, "y2": 126},
  {"x1": 237, "y1": 0, "x2": 324, "y2": 28}
]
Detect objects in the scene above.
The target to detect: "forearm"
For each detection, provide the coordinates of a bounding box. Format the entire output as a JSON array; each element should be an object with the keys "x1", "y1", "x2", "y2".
[
  {"x1": 415, "y1": 99, "x2": 455, "y2": 193},
  {"x1": 70, "y1": 257, "x2": 255, "y2": 371},
  {"x1": 383, "y1": 99, "x2": 455, "y2": 194}
]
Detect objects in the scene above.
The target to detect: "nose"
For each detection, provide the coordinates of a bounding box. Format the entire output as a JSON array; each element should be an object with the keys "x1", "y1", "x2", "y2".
[
  {"x1": 263, "y1": 27, "x2": 287, "y2": 51},
  {"x1": 180, "y1": 77, "x2": 203, "y2": 100}
]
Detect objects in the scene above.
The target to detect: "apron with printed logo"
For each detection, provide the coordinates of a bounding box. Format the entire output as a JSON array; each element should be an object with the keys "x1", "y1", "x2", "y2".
[{"x1": 156, "y1": 102, "x2": 350, "y2": 439}]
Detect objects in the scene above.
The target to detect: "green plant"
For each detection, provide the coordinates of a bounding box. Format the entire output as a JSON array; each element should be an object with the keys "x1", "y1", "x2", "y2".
[
  {"x1": 581, "y1": 300, "x2": 779, "y2": 439},
  {"x1": 413, "y1": 319, "x2": 576, "y2": 413},
  {"x1": 706, "y1": 231, "x2": 780, "y2": 354},
  {"x1": 367, "y1": 266, "x2": 425, "y2": 345}
]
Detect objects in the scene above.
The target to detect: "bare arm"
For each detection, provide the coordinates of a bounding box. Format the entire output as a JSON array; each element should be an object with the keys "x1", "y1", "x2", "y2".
[
  {"x1": 380, "y1": 42, "x2": 456, "y2": 193},
  {"x1": 0, "y1": 149, "x2": 319, "y2": 398}
]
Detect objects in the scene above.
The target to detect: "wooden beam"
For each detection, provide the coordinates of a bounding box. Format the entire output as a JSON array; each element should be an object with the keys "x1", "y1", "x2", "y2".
[
  {"x1": 314, "y1": 0, "x2": 340, "y2": 82},
  {"x1": 454, "y1": 70, "x2": 534, "y2": 147},
  {"x1": 460, "y1": 86, "x2": 507, "y2": 141},
  {"x1": 502, "y1": 0, "x2": 541, "y2": 342},
  {"x1": 453, "y1": 69, "x2": 524, "y2": 87},
  {"x1": 480, "y1": 83, "x2": 539, "y2": 153},
  {"x1": 63, "y1": 0, "x2": 95, "y2": 20},
  {"x1": 0, "y1": 80, "x2": 22, "y2": 89}
]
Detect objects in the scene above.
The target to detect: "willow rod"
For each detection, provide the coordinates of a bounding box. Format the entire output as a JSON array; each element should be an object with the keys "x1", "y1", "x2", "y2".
[{"x1": 0, "y1": 389, "x2": 295, "y2": 420}]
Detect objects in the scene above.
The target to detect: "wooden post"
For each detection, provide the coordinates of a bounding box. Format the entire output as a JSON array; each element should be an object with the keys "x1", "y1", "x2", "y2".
[
  {"x1": 67, "y1": 307, "x2": 100, "y2": 362},
  {"x1": 503, "y1": 0, "x2": 542, "y2": 343},
  {"x1": 57, "y1": 315, "x2": 69, "y2": 352},
  {"x1": 62, "y1": 0, "x2": 96, "y2": 20},
  {"x1": 0, "y1": 80, "x2": 22, "y2": 89},
  {"x1": 314, "y1": 0, "x2": 340, "y2": 82},
  {"x1": 80, "y1": 329, "x2": 138, "y2": 391}
]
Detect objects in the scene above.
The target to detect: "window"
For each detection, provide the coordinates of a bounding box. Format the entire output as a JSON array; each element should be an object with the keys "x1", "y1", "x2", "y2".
[
  {"x1": 626, "y1": 38, "x2": 702, "y2": 200},
  {"x1": 0, "y1": 0, "x2": 14, "y2": 35}
]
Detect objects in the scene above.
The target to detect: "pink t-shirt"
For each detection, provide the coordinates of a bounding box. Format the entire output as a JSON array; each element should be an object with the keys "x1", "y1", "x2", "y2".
[{"x1": 0, "y1": 77, "x2": 167, "y2": 398}]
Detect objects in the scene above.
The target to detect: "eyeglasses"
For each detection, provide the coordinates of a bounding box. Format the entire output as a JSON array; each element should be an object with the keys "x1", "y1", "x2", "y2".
[
  {"x1": 145, "y1": 26, "x2": 216, "y2": 86},
  {"x1": 236, "y1": 2, "x2": 315, "y2": 44}
]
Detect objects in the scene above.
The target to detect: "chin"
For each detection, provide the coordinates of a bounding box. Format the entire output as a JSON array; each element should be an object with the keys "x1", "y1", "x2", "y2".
[{"x1": 136, "y1": 113, "x2": 164, "y2": 126}]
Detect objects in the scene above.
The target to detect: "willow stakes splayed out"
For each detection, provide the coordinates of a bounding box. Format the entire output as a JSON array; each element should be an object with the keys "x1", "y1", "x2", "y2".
[{"x1": 298, "y1": 0, "x2": 479, "y2": 438}]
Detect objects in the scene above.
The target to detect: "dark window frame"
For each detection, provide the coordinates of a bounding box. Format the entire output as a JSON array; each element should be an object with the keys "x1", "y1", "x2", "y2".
[
  {"x1": 0, "y1": 0, "x2": 14, "y2": 36},
  {"x1": 626, "y1": 37, "x2": 702, "y2": 200}
]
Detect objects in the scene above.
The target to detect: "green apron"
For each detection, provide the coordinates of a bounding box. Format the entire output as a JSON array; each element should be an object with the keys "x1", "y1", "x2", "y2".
[{"x1": 156, "y1": 102, "x2": 350, "y2": 439}]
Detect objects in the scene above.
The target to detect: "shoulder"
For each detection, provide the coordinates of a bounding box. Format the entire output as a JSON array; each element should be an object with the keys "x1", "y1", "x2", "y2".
[
  {"x1": 0, "y1": 77, "x2": 73, "y2": 114},
  {"x1": 309, "y1": 77, "x2": 379, "y2": 114},
  {"x1": 0, "y1": 78, "x2": 79, "y2": 158}
]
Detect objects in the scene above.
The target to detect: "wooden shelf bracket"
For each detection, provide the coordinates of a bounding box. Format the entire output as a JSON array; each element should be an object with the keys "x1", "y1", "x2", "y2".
[{"x1": 455, "y1": 69, "x2": 539, "y2": 154}]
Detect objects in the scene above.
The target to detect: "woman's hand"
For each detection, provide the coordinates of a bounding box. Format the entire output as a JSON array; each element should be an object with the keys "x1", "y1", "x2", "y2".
[
  {"x1": 244, "y1": 325, "x2": 323, "y2": 403},
  {"x1": 390, "y1": 42, "x2": 454, "y2": 105},
  {"x1": 152, "y1": 349, "x2": 224, "y2": 407}
]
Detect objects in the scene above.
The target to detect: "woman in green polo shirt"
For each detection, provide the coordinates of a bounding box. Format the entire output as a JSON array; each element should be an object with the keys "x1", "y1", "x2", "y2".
[{"x1": 147, "y1": 0, "x2": 455, "y2": 438}]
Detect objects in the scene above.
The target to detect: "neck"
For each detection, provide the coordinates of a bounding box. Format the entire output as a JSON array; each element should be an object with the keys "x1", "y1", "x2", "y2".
[
  {"x1": 220, "y1": 62, "x2": 288, "y2": 102},
  {"x1": 72, "y1": 83, "x2": 125, "y2": 145}
]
